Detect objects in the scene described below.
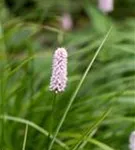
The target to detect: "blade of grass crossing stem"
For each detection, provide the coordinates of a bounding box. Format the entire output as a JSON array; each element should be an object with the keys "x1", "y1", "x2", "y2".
[
  {"x1": 22, "y1": 124, "x2": 28, "y2": 150},
  {"x1": 79, "y1": 129, "x2": 97, "y2": 149},
  {"x1": 72, "y1": 108, "x2": 112, "y2": 150},
  {"x1": 0, "y1": 115, "x2": 69, "y2": 150},
  {"x1": 48, "y1": 26, "x2": 113, "y2": 150}
]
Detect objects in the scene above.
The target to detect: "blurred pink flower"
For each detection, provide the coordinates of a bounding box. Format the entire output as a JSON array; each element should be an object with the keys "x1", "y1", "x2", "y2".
[
  {"x1": 49, "y1": 48, "x2": 68, "y2": 93},
  {"x1": 61, "y1": 13, "x2": 73, "y2": 31},
  {"x1": 129, "y1": 131, "x2": 135, "y2": 150},
  {"x1": 98, "y1": 0, "x2": 114, "y2": 13}
]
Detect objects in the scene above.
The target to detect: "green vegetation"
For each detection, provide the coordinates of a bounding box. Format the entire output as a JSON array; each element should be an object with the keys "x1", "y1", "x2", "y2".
[{"x1": 0, "y1": 0, "x2": 135, "y2": 150}]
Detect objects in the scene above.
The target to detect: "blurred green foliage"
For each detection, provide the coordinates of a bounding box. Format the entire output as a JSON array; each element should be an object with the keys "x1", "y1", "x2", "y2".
[{"x1": 0, "y1": 0, "x2": 135, "y2": 150}]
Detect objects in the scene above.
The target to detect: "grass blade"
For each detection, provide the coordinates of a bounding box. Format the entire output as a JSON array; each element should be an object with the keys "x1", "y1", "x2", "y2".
[
  {"x1": 0, "y1": 115, "x2": 69, "y2": 150},
  {"x1": 8, "y1": 56, "x2": 35, "y2": 77},
  {"x1": 22, "y1": 124, "x2": 28, "y2": 150},
  {"x1": 0, "y1": 22, "x2": 7, "y2": 149},
  {"x1": 48, "y1": 26, "x2": 113, "y2": 150},
  {"x1": 86, "y1": 138, "x2": 114, "y2": 150},
  {"x1": 72, "y1": 108, "x2": 112, "y2": 150}
]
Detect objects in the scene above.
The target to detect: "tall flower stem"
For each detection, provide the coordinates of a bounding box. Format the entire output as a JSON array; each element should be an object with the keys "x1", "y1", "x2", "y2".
[
  {"x1": 48, "y1": 47, "x2": 68, "y2": 149},
  {"x1": 47, "y1": 93, "x2": 57, "y2": 149},
  {"x1": 51, "y1": 93, "x2": 57, "y2": 135}
]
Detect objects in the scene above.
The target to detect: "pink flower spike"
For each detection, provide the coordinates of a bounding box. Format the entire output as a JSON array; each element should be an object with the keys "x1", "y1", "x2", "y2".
[
  {"x1": 98, "y1": 0, "x2": 114, "y2": 13},
  {"x1": 49, "y1": 48, "x2": 68, "y2": 93},
  {"x1": 129, "y1": 131, "x2": 135, "y2": 150}
]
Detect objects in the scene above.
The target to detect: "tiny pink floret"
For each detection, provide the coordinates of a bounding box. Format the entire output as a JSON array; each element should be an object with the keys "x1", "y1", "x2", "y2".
[{"x1": 50, "y1": 48, "x2": 68, "y2": 93}]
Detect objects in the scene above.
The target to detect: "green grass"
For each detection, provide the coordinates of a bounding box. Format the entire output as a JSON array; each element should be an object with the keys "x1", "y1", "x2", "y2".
[{"x1": 0, "y1": 1, "x2": 135, "y2": 150}]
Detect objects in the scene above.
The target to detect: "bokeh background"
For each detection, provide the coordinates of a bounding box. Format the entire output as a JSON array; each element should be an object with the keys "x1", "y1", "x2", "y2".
[{"x1": 0, "y1": 0, "x2": 135, "y2": 150}]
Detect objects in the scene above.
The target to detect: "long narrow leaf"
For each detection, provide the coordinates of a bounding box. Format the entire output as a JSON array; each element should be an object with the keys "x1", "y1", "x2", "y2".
[
  {"x1": 72, "y1": 108, "x2": 112, "y2": 150},
  {"x1": 0, "y1": 115, "x2": 69, "y2": 150},
  {"x1": 22, "y1": 124, "x2": 28, "y2": 150}
]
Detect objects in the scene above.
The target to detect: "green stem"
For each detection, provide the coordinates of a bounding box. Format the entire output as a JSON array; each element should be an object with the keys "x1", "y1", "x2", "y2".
[
  {"x1": 47, "y1": 93, "x2": 57, "y2": 149},
  {"x1": 22, "y1": 124, "x2": 28, "y2": 150},
  {"x1": 52, "y1": 93, "x2": 57, "y2": 133},
  {"x1": 27, "y1": 41, "x2": 35, "y2": 108}
]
